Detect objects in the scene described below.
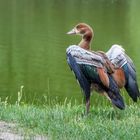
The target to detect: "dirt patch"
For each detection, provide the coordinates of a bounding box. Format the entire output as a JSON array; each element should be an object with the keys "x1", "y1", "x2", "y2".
[{"x1": 0, "y1": 121, "x2": 47, "y2": 140}]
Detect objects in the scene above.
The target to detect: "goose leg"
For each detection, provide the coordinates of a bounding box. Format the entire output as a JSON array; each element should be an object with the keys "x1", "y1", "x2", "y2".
[
  {"x1": 103, "y1": 92, "x2": 111, "y2": 101},
  {"x1": 85, "y1": 97, "x2": 90, "y2": 115}
]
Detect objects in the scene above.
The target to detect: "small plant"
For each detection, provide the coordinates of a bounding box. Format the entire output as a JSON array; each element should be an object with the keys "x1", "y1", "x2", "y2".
[
  {"x1": 0, "y1": 97, "x2": 8, "y2": 108},
  {"x1": 16, "y1": 85, "x2": 24, "y2": 106}
]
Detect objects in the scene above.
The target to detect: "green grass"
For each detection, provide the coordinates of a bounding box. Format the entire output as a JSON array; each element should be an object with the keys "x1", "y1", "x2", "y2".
[{"x1": 0, "y1": 97, "x2": 140, "y2": 140}]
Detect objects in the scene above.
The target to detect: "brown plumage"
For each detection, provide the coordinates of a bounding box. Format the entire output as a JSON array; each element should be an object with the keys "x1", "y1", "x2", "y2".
[
  {"x1": 112, "y1": 68, "x2": 125, "y2": 88},
  {"x1": 97, "y1": 68, "x2": 109, "y2": 88}
]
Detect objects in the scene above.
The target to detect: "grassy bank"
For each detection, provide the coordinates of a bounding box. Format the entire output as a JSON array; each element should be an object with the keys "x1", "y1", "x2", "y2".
[{"x1": 0, "y1": 97, "x2": 140, "y2": 140}]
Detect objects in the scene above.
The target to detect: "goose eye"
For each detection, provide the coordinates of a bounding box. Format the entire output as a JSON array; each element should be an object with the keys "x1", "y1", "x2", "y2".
[{"x1": 80, "y1": 29, "x2": 85, "y2": 34}]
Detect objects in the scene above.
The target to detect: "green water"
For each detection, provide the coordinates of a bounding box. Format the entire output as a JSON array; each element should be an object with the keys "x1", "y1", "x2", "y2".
[{"x1": 0, "y1": 0, "x2": 140, "y2": 104}]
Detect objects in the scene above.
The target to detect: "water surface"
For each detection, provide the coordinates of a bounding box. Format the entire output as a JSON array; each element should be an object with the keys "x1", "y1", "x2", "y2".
[{"x1": 0, "y1": 0, "x2": 140, "y2": 105}]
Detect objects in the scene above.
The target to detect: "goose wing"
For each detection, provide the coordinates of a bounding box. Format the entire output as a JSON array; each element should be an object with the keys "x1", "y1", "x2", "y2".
[
  {"x1": 66, "y1": 45, "x2": 104, "y2": 99},
  {"x1": 66, "y1": 45, "x2": 125, "y2": 109},
  {"x1": 106, "y1": 44, "x2": 140, "y2": 101}
]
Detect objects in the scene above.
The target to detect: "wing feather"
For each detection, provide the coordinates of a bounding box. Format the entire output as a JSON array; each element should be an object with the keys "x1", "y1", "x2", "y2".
[
  {"x1": 66, "y1": 45, "x2": 125, "y2": 109},
  {"x1": 106, "y1": 44, "x2": 140, "y2": 101},
  {"x1": 66, "y1": 52, "x2": 91, "y2": 99}
]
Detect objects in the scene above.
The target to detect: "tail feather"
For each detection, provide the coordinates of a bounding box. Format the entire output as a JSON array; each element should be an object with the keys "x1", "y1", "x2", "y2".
[
  {"x1": 106, "y1": 76, "x2": 125, "y2": 110},
  {"x1": 123, "y1": 64, "x2": 140, "y2": 102},
  {"x1": 125, "y1": 75, "x2": 140, "y2": 102}
]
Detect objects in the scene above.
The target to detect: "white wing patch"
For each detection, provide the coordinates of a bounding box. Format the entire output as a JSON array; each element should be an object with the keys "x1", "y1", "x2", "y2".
[
  {"x1": 66, "y1": 45, "x2": 104, "y2": 68},
  {"x1": 106, "y1": 44, "x2": 127, "y2": 68}
]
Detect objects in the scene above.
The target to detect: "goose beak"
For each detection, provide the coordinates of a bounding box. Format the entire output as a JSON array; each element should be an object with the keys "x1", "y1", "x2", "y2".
[
  {"x1": 67, "y1": 28, "x2": 80, "y2": 35},
  {"x1": 67, "y1": 28, "x2": 76, "y2": 35}
]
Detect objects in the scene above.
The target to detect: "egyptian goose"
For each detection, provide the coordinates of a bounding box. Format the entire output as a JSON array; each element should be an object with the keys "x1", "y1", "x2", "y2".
[{"x1": 66, "y1": 23, "x2": 125, "y2": 114}]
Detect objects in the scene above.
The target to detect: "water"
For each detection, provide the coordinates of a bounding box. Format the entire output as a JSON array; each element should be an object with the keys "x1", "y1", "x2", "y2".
[{"x1": 0, "y1": 0, "x2": 140, "y2": 104}]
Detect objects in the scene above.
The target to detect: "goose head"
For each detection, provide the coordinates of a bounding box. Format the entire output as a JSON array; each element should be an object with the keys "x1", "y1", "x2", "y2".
[{"x1": 67, "y1": 23, "x2": 94, "y2": 49}]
